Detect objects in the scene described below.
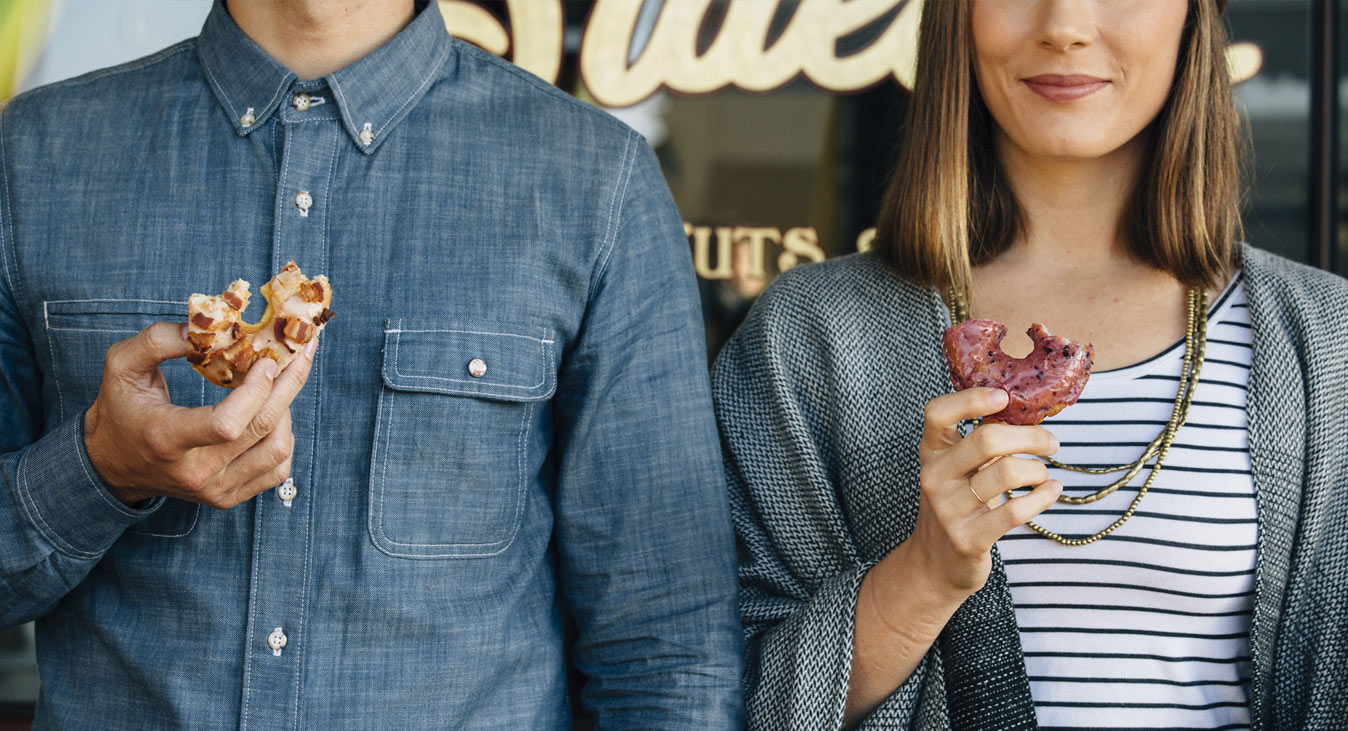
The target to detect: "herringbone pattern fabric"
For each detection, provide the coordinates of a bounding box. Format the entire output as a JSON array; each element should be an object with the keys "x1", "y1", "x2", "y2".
[{"x1": 713, "y1": 247, "x2": 1348, "y2": 730}]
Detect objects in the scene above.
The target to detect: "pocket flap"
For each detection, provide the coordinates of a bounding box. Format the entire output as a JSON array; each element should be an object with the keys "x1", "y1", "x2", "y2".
[
  {"x1": 45, "y1": 299, "x2": 185, "y2": 331},
  {"x1": 381, "y1": 320, "x2": 557, "y2": 401}
]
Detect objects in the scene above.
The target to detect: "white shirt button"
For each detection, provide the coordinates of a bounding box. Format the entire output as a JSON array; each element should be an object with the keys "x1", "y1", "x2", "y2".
[
  {"x1": 291, "y1": 93, "x2": 311, "y2": 111},
  {"x1": 359, "y1": 122, "x2": 374, "y2": 146},
  {"x1": 240, "y1": 107, "x2": 256, "y2": 127},
  {"x1": 277, "y1": 478, "x2": 297, "y2": 507},
  {"x1": 468, "y1": 358, "x2": 487, "y2": 378},
  {"x1": 267, "y1": 627, "x2": 287, "y2": 656},
  {"x1": 295, "y1": 191, "x2": 313, "y2": 217}
]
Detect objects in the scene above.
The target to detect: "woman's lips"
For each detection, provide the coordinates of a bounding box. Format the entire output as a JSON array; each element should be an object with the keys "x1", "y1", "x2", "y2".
[{"x1": 1022, "y1": 74, "x2": 1109, "y2": 102}]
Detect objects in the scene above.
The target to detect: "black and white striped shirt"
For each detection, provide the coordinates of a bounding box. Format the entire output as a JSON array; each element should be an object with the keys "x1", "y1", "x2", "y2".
[{"x1": 999, "y1": 278, "x2": 1256, "y2": 730}]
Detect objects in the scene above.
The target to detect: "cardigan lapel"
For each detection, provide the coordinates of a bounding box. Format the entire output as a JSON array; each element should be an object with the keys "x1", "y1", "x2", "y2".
[
  {"x1": 930, "y1": 251, "x2": 1311, "y2": 730},
  {"x1": 1239, "y1": 248, "x2": 1309, "y2": 729},
  {"x1": 939, "y1": 546, "x2": 1038, "y2": 730}
]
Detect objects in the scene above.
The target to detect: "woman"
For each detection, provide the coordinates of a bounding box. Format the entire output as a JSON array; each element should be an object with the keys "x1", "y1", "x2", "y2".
[{"x1": 712, "y1": 0, "x2": 1348, "y2": 728}]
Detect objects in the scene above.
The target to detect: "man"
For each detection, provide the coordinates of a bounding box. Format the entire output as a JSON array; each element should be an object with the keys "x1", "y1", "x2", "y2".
[{"x1": 0, "y1": 0, "x2": 743, "y2": 727}]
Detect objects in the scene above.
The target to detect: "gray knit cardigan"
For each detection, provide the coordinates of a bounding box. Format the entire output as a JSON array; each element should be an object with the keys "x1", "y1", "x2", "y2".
[{"x1": 711, "y1": 246, "x2": 1348, "y2": 730}]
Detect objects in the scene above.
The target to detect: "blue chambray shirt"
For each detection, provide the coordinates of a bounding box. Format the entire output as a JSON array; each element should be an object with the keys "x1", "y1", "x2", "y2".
[{"x1": 0, "y1": 1, "x2": 744, "y2": 727}]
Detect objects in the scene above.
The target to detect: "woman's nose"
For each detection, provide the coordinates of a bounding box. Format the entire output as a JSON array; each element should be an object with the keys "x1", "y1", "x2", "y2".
[{"x1": 1035, "y1": 0, "x2": 1098, "y2": 52}]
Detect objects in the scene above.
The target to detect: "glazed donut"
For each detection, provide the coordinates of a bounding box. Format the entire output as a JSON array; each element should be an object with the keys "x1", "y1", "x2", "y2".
[
  {"x1": 942, "y1": 319, "x2": 1093, "y2": 426},
  {"x1": 186, "y1": 261, "x2": 333, "y2": 388}
]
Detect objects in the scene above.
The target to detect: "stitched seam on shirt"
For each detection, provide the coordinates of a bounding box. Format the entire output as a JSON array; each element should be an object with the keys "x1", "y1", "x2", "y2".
[
  {"x1": 45, "y1": 298, "x2": 180, "y2": 306},
  {"x1": 294, "y1": 407, "x2": 315, "y2": 730},
  {"x1": 384, "y1": 328, "x2": 555, "y2": 390},
  {"x1": 392, "y1": 338, "x2": 550, "y2": 389},
  {"x1": 44, "y1": 297, "x2": 183, "y2": 333},
  {"x1": 128, "y1": 504, "x2": 197, "y2": 538},
  {"x1": 293, "y1": 125, "x2": 337, "y2": 730},
  {"x1": 41, "y1": 302, "x2": 65, "y2": 424},
  {"x1": 588, "y1": 130, "x2": 636, "y2": 303},
  {"x1": 240, "y1": 500, "x2": 264, "y2": 731},
  {"x1": 368, "y1": 354, "x2": 390, "y2": 555},
  {"x1": 280, "y1": 118, "x2": 340, "y2": 126},
  {"x1": 319, "y1": 127, "x2": 337, "y2": 290},
  {"x1": 16, "y1": 447, "x2": 100, "y2": 559},
  {"x1": 74, "y1": 423, "x2": 143, "y2": 521},
  {"x1": 40, "y1": 327, "x2": 139, "y2": 334},
  {"x1": 274, "y1": 123, "x2": 296, "y2": 268},
  {"x1": 376, "y1": 40, "x2": 452, "y2": 138},
  {"x1": 0, "y1": 109, "x2": 20, "y2": 303},
  {"x1": 259, "y1": 73, "x2": 293, "y2": 127},
  {"x1": 197, "y1": 43, "x2": 241, "y2": 123},
  {"x1": 373, "y1": 330, "x2": 517, "y2": 555},
  {"x1": 326, "y1": 76, "x2": 360, "y2": 149},
  {"x1": 272, "y1": 123, "x2": 280, "y2": 189},
  {"x1": 384, "y1": 328, "x2": 549, "y2": 340},
  {"x1": 18, "y1": 41, "x2": 196, "y2": 97},
  {"x1": 452, "y1": 40, "x2": 636, "y2": 137}
]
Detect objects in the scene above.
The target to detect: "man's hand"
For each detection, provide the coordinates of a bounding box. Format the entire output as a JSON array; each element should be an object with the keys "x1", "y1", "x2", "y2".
[{"x1": 83, "y1": 322, "x2": 318, "y2": 508}]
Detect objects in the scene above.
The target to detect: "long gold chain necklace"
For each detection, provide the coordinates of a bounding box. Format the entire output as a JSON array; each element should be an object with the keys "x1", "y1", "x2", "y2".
[{"x1": 947, "y1": 287, "x2": 1208, "y2": 546}]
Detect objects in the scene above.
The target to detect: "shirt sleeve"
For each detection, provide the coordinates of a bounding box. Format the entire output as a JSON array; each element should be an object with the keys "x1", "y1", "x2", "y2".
[
  {"x1": 0, "y1": 104, "x2": 162, "y2": 630},
  {"x1": 550, "y1": 132, "x2": 745, "y2": 728},
  {"x1": 711, "y1": 277, "x2": 931, "y2": 730}
]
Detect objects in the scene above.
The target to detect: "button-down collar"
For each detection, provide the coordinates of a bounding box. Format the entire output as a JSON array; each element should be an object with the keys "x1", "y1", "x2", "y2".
[{"x1": 197, "y1": 0, "x2": 452, "y2": 154}]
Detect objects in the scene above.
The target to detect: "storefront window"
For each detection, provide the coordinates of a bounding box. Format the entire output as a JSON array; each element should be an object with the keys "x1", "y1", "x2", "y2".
[
  {"x1": 1228, "y1": 0, "x2": 1314, "y2": 267},
  {"x1": 0, "y1": 1, "x2": 1344, "y2": 726}
]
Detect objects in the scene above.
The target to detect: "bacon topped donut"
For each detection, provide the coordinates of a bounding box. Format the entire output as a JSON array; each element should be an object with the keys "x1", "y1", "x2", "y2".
[
  {"x1": 942, "y1": 319, "x2": 1093, "y2": 426},
  {"x1": 186, "y1": 261, "x2": 334, "y2": 388}
]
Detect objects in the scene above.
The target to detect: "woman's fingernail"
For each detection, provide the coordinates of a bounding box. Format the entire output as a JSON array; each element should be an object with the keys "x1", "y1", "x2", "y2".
[
  {"x1": 1053, "y1": 481, "x2": 1064, "y2": 497},
  {"x1": 989, "y1": 389, "x2": 1008, "y2": 406},
  {"x1": 259, "y1": 359, "x2": 278, "y2": 380},
  {"x1": 305, "y1": 338, "x2": 319, "y2": 359},
  {"x1": 1050, "y1": 433, "x2": 1060, "y2": 452}
]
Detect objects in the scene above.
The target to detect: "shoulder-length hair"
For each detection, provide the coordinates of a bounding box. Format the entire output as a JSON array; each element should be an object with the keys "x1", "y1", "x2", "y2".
[{"x1": 873, "y1": 0, "x2": 1243, "y2": 295}]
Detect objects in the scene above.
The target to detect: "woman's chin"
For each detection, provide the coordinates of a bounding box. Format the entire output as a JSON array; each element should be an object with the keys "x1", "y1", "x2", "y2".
[{"x1": 1014, "y1": 136, "x2": 1139, "y2": 165}]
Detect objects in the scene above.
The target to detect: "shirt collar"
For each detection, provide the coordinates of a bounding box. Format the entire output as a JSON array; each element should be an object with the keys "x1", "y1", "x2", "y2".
[{"x1": 197, "y1": 0, "x2": 452, "y2": 154}]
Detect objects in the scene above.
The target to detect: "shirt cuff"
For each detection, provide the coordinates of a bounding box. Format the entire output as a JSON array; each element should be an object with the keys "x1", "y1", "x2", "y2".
[{"x1": 15, "y1": 415, "x2": 163, "y2": 558}]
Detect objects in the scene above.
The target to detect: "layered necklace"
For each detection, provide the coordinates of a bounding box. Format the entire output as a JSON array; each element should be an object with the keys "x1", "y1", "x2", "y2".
[{"x1": 948, "y1": 287, "x2": 1208, "y2": 546}]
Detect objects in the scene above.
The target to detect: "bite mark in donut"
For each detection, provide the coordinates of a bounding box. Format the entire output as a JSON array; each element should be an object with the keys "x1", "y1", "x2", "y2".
[
  {"x1": 187, "y1": 261, "x2": 334, "y2": 388},
  {"x1": 942, "y1": 319, "x2": 1093, "y2": 426}
]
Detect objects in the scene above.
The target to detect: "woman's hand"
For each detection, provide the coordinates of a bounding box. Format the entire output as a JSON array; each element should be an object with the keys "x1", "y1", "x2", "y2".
[
  {"x1": 845, "y1": 387, "x2": 1061, "y2": 726},
  {"x1": 907, "y1": 386, "x2": 1063, "y2": 598}
]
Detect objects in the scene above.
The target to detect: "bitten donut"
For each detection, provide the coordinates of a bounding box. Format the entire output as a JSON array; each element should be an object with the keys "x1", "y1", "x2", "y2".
[
  {"x1": 186, "y1": 261, "x2": 333, "y2": 388},
  {"x1": 942, "y1": 319, "x2": 1093, "y2": 426}
]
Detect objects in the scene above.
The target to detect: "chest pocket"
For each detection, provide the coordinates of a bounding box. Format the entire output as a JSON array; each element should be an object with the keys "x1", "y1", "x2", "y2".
[
  {"x1": 369, "y1": 320, "x2": 556, "y2": 559},
  {"x1": 43, "y1": 299, "x2": 204, "y2": 538}
]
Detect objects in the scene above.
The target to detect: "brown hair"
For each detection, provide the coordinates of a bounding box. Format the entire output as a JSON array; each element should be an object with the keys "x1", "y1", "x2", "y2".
[{"x1": 873, "y1": 0, "x2": 1243, "y2": 295}]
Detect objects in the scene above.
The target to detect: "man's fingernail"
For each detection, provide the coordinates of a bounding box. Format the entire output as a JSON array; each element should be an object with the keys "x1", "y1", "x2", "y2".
[{"x1": 304, "y1": 338, "x2": 318, "y2": 360}]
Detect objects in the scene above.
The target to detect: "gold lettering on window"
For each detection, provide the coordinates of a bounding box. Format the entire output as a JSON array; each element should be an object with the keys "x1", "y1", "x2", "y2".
[{"x1": 441, "y1": 1, "x2": 1262, "y2": 107}]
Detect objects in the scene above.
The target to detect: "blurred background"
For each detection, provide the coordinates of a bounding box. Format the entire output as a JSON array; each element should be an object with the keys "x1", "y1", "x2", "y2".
[{"x1": 0, "y1": 0, "x2": 1343, "y2": 727}]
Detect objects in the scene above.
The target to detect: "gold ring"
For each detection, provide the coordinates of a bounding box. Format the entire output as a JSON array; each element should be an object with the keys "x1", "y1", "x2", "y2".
[{"x1": 970, "y1": 484, "x2": 989, "y2": 504}]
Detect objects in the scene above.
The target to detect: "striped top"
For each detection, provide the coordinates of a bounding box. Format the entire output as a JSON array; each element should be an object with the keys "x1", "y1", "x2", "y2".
[{"x1": 998, "y1": 277, "x2": 1257, "y2": 731}]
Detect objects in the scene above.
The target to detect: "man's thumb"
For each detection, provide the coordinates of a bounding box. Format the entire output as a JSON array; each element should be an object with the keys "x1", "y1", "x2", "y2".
[{"x1": 115, "y1": 321, "x2": 194, "y2": 373}]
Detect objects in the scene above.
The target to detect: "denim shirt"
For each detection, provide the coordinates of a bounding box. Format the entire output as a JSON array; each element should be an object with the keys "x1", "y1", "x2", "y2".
[{"x1": 0, "y1": 1, "x2": 743, "y2": 727}]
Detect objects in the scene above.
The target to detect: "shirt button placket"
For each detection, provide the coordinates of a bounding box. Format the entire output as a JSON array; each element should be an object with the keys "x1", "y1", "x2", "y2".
[{"x1": 239, "y1": 87, "x2": 337, "y2": 728}]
